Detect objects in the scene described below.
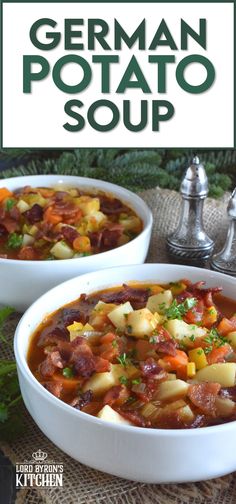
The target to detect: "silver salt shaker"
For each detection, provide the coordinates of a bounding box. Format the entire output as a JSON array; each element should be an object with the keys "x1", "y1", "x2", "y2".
[
  {"x1": 211, "y1": 188, "x2": 236, "y2": 276},
  {"x1": 166, "y1": 155, "x2": 214, "y2": 266}
]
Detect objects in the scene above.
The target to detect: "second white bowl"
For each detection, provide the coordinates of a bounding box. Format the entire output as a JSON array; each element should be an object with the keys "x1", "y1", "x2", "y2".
[{"x1": 0, "y1": 175, "x2": 152, "y2": 311}]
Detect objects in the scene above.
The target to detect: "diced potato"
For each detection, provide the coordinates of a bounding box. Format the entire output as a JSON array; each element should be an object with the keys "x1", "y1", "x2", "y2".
[
  {"x1": 165, "y1": 319, "x2": 206, "y2": 343},
  {"x1": 188, "y1": 348, "x2": 208, "y2": 370},
  {"x1": 22, "y1": 234, "x2": 35, "y2": 246},
  {"x1": 225, "y1": 331, "x2": 236, "y2": 350},
  {"x1": 167, "y1": 373, "x2": 177, "y2": 381},
  {"x1": 83, "y1": 370, "x2": 116, "y2": 395},
  {"x1": 119, "y1": 216, "x2": 141, "y2": 232},
  {"x1": 27, "y1": 194, "x2": 47, "y2": 208},
  {"x1": 146, "y1": 290, "x2": 173, "y2": 314},
  {"x1": 126, "y1": 308, "x2": 160, "y2": 338},
  {"x1": 215, "y1": 397, "x2": 236, "y2": 417},
  {"x1": 83, "y1": 364, "x2": 131, "y2": 395},
  {"x1": 108, "y1": 302, "x2": 133, "y2": 329},
  {"x1": 93, "y1": 301, "x2": 117, "y2": 314},
  {"x1": 76, "y1": 196, "x2": 100, "y2": 215},
  {"x1": 28, "y1": 225, "x2": 38, "y2": 237},
  {"x1": 178, "y1": 405, "x2": 195, "y2": 423},
  {"x1": 84, "y1": 211, "x2": 106, "y2": 225},
  {"x1": 155, "y1": 379, "x2": 189, "y2": 401},
  {"x1": 50, "y1": 241, "x2": 74, "y2": 259},
  {"x1": 97, "y1": 405, "x2": 131, "y2": 425},
  {"x1": 16, "y1": 199, "x2": 30, "y2": 213},
  {"x1": 195, "y1": 363, "x2": 236, "y2": 387}
]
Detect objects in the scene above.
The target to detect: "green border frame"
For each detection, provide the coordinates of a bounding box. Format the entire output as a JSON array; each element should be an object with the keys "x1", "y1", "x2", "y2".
[{"x1": 0, "y1": 0, "x2": 235, "y2": 149}]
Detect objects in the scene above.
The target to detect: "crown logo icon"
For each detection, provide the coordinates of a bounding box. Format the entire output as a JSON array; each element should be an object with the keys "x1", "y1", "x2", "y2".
[{"x1": 32, "y1": 449, "x2": 48, "y2": 463}]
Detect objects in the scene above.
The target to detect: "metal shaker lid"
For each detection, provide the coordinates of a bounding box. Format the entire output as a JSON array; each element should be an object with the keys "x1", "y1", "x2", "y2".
[
  {"x1": 227, "y1": 187, "x2": 236, "y2": 219},
  {"x1": 181, "y1": 156, "x2": 208, "y2": 197}
]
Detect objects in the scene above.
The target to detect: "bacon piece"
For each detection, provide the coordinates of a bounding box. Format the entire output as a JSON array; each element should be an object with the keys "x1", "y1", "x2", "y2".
[
  {"x1": 101, "y1": 228, "x2": 122, "y2": 249},
  {"x1": 1, "y1": 218, "x2": 19, "y2": 233},
  {"x1": 100, "y1": 197, "x2": 124, "y2": 215},
  {"x1": 39, "y1": 354, "x2": 56, "y2": 377},
  {"x1": 89, "y1": 231, "x2": 103, "y2": 248},
  {"x1": 50, "y1": 350, "x2": 64, "y2": 369},
  {"x1": 220, "y1": 386, "x2": 236, "y2": 401},
  {"x1": 38, "y1": 326, "x2": 69, "y2": 347},
  {"x1": 94, "y1": 356, "x2": 110, "y2": 373},
  {"x1": 61, "y1": 308, "x2": 87, "y2": 326},
  {"x1": 117, "y1": 409, "x2": 151, "y2": 427},
  {"x1": 187, "y1": 382, "x2": 221, "y2": 416},
  {"x1": 73, "y1": 354, "x2": 96, "y2": 378},
  {"x1": 100, "y1": 284, "x2": 149, "y2": 309},
  {"x1": 0, "y1": 207, "x2": 5, "y2": 220},
  {"x1": 70, "y1": 390, "x2": 93, "y2": 410},
  {"x1": 140, "y1": 358, "x2": 167, "y2": 378},
  {"x1": 103, "y1": 385, "x2": 129, "y2": 407},
  {"x1": 54, "y1": 191, "x2": 69, "y2": 201},
  {"x1": 0, "y1": 224, "x2": 7, "y2": 236},
  {"x1": 24, "y1": 204, "x2": 43, "y2": 223},
  {"x1": 18, "y1": 246, "x2": 37, "y2": 260},
  {"x1": 155, "y1": 340, "x2": 177, "y2": 356},
  {"x1": 61, "y1": 226, "x2": 79, "y2": 244},
  {"x1": 188, "y1": 414, "x2": 206, "y2": 429},
  {"x1": 43, "y1": 381, "x2": 62, "y2": 398},
  {"x1": 8, "y1": 206, "x2": 21, "y2": 221}
]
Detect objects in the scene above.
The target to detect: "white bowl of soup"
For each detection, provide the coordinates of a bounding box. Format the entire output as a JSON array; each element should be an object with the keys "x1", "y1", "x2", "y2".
[
  {"x1": 0, "y1": 175, "x2": 152, "y2": 311},
  {"x1": 14, "y1": 264, "x2": 236, "y2": 483}
]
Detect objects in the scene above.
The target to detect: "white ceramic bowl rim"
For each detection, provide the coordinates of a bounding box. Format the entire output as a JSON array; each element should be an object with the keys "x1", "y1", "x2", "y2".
[
  {"x1": 14, "y1": 263, "x2": 236, "y2": 437},
  {"x1": 0, "y1": 175, "x2": 152, "y2": 265}
]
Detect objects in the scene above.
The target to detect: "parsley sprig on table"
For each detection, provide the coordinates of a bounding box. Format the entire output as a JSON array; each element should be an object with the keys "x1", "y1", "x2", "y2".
[
  {"x1": 0, "y1": 306, "x2": 15, "y2": 343},
  {"x1": 0, "y1": 307, "x2": 23, "y2": 440},
  {"x1": 165, "y1": 298, "x2": 197, "y2": 320}
]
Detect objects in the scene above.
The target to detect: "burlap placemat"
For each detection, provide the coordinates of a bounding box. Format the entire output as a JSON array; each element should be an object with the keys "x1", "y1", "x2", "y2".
[{"x1": 1, "y1": 187, "x2": 235, "y2": 504}]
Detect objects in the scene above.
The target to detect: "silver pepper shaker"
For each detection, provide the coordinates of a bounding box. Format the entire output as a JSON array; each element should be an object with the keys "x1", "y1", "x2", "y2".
[
  {"x1": 166, "y1": 155, "x2": 214, "y2": 266},
  {"x1": 211, "y1": 188, "x2": 236, "y2": 276}
]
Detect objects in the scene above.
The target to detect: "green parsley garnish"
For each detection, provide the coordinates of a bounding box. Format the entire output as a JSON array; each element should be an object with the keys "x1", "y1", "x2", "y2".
[
  {"x1": 5, "y1": 199, "x2": 15, "y2": 211},
  {"x1": 117, "y1": 353, "x2": 129, "y2": 367},
  {"x1": 189, "y1": 335, "x2": 195, "y2": 342},
  {"x1": 7, "y1": 233, "x2": 23, "y2": 249},
  {"x1": 203, "y1": 328, "x2": 228, "y2": 353},
  {"x1": 149, "y1": 335, "x2": 158, "y2": 344},
  {"x1": 197, "y1": 349, "x2": 203, "y2": 355},
  {"x1": 119, "y1": 375, "x2": 128, "y2": 385},
  {"x1": 131, "y1": 378, "x2": 141, "y2": 385},
  {"x1": 62, "y1": 367, "x2": 74, "y2": 379},
  {"x1": 165, "y1": 298, "x2": 197, "y2": 320}
]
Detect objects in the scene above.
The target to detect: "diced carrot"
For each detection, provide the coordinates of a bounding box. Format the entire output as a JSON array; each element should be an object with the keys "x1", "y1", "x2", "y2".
[
  {"x1": 51, "y1": 373, "x2": 81, "y2": 390},
  {"x1": 162, "y1": 349, "x2": 189, "y2": 371},
  {"x1": 44, "y1": 206, "x2": 62, "y2": 224},
  {"x1": 100, "y1": 332, "x2": 116, "y2": 344},
  {"x1": 0, "y1": 188, "x2": 13, "y2": 203},
  {"x1": 73, "y1": 236, "x2": 91, "y2": 252},
  {"x1": 217, "y1": 317, "x2": 236, "y2": 336},
  {"x1": 136, "y1": 339, "x2": 153, "y2": 360},
  {"x1": 207, "y1": 344, "x2": 232, "y2": 365},
  {"x1": 38, "y1": 188, "x2": 55, "y2": 198}
]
